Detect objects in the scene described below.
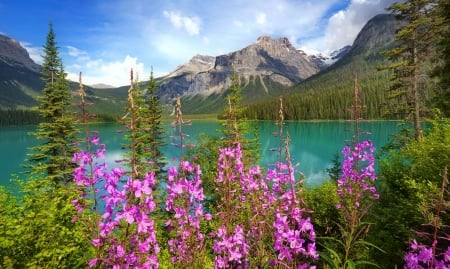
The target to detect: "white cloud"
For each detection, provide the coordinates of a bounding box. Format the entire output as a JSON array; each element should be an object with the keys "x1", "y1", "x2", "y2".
[
  {"x1": 163, "y1": 10, "x2": 201, "y2": 36},
  {"x1": 66, "y1": 54, "x2": 148, "y2": 87},
  {"x1": 66, "y1": 45, "x2": 91, "y2": 62},
  {"x1": 20, "y1": 42, "x2": 43, "y2": 64},
  {"x1": 302, "y1": 0, "x2": 397, "y2": 54},
  {"x1": 16, "y1": 0, "x2": 398, "y2": 88},
  {"x1": 256, "y1": 12, "x2": 267, "y2": 25}
]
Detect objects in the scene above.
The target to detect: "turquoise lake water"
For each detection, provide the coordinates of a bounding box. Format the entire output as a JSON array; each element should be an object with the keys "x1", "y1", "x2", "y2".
[{"x1": 0, "y1": 120, "x2": 400, "y2": 187}]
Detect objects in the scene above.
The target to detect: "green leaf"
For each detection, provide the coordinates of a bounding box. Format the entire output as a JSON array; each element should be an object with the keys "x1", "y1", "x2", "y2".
[
  {"x1": 354, "y1": 260, "x2": 382, "y2": 268},
  {"x1": 345, "y1": 259, "x2": 356, "y2": 269},
  {"x1": 354, "y1": 240, "x2": 386, "y2": 253},
  {"x1": 318, "y1": 236, "x2": 346, "y2": 250},
  {"x1": 318, "y1": 251, "x2": 341, "y2": 269}
]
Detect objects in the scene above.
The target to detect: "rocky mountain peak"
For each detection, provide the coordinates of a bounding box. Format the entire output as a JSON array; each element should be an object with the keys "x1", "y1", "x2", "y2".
[
  {"x1": 218, "y1": 36, "x2": 320, "y2": 79},
  {"x1": 255, "y1": 36, "x2": 296, "y2": 53},
  {"x1": 167, "y1": 54, "x2": 215, "y2": 78},
  {"x1": 159, "y1": 36, "x2": 321, "y2": 102},
  {"x1": 0, "y1": 34, "x2": 40, "y2": 73}
]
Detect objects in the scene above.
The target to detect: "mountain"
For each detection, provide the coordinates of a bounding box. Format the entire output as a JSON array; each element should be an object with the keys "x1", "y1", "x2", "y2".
[
  {"x1": 243, "y1": 14, "x2": 406, "y2": 120},
  {"x1": 172, "y1": 14, "x2": 400, "y2": 115},
  {"x1": 309, "y1": 46, "x2": 352, "y2": 69},
  {"x1": 0, "y1": 34, "x2": 43, "y2": 109},
  {"x1": 90, "y1": 83, "x2": 116, "y2": 89},
  {"x1": 0, "y1": 35, "x2": 40, "y2": 73},
  {"x1": 158, "y1": 36, "x2": 324, "y2": 110},
  {"x1": 0, "y1": 34, "x2": 128, "y2": 119}
]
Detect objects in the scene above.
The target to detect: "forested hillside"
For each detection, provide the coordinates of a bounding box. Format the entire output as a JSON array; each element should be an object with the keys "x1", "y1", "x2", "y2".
[{"x1": 243, "y1": 14, "x2": 405, "y2": 120}]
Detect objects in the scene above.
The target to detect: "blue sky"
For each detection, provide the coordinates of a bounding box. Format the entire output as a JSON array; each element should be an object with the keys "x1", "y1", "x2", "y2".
[{"x1": 0, "y1": 0, "x2": 397, "y2": 87}]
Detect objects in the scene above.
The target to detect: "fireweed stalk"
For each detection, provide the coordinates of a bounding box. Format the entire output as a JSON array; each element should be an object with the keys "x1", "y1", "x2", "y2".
[
  {"x1": 328, "y1": 139, "x2": 380, "y2": 268},
  {"x1": 270, "y1": 99, "x2": 317, "y2": 268},
  {"x1": 270, "y1": 134, "x2": 318, "y2": 268},
  {"x1": 214, "y1": 143, "x2": 275, "y2": 268},
  {"x1": 213, "y1": 143, "x2": 250, "y2": 268},
  {"x1": 165, "y1": 160, "x2": 211, "y2": 267},
  {"x1": 72, "y1": 138, "x2": 160, "y2": 268},
  {"x1": 71, "y1": 73, "x2": 103, "y2": 262},
  {"x1": 239, "y1": 164, "x2": 276, "y2": 267},
  {"x1": 213, "y1": 142, "x2": 317, "y2": 268},
  {"x1": 164, "y1": 96, "x2": 211, "y2": 268}
]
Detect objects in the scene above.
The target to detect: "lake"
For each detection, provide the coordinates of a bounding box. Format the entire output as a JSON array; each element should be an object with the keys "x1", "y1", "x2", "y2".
[{"x1": 0, "y1": 120, "x2": 400, "y2": 187}]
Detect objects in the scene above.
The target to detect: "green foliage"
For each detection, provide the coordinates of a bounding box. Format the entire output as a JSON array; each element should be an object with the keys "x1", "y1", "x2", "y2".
[
  {"x1": 381, "y1": 0, "x2": 442, "y2": 141},
  {"x1": 326, "y1": 152, "x2": 342, "y2": 182},
  {"x1": 25, "y1": 23, "x2": 78, "y2": 184},
  {"x1": 219, "y1": 71, "x2": 260, "y2": 166},
  {"x1": 122, "y1": 70, "x2": 167, "y2": 180},
  {"x1": 368, "y1": 118, "x2": 450, "y2": 267},
  {"x1": 186, "y1": 133, "x2": 220, "y2": 211},
  {"x1": 304, "y1": 181, "x2": 341, "y2": 238},
  {"x1": 319, "y1": 233, "x2": 384, "y2": 269},
  {"x1": 433, "y1": 0, "x2": 450, "y2": 116},
  {"x1": 0, "y1": 179, "x2": 91, "y2": 268},
  {"x1": 0, "y1": 109, "x2": 42, "y2": 126},
  {"x1": 0, "y1": 185, "x2": 20, "y2": 268}
]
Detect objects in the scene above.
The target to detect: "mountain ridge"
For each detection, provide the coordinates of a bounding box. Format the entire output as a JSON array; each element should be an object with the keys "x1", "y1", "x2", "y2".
[
  {"x1": 0, "y1": 13, "x2": 401, "y2": 118},
  {"x1": 156, "y1": 35, "x2": 330, "y2": 103}
]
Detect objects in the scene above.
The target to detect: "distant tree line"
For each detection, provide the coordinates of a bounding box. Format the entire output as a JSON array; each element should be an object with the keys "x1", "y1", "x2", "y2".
[
  {"x1": 0, "y1": 109, "x2": 42, "y2": 126},
  {"x1": 243, "y1": 69, "x2": 391, "y2": 120}
]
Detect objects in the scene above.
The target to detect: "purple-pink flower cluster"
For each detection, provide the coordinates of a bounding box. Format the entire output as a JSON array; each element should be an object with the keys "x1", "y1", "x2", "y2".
[
  {"x1": 214, "y1": 225, "x2": 250, "y2": 269},
  {"x1": 214, "y1": 144, "x2": 317, "y2": 268},
  {"x1": 165, "y1": 160, "x2": 211, "y2": 265},
  {"x1": 213, "y1": 143, "x2": 250, "y2": 268},
  {"x1": 72, "y1": 136, "x2": 159, "y2": 268},
  {"x1": 404, "y1": 239, "x2": 450, "y2": 269},
  {"x1": 336, "y1": 140, "x2": 379, "y2": 210},
  {"x1": 270, "y1": 162, "x2": 318, "y2": 267},
  {"x1": 73, "y1": 138, "x2": 319, "y2": 268}
]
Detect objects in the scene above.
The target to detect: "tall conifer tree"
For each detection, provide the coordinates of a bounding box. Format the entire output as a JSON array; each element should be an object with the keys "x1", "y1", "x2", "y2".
[
  {"x1": 26, "y1": 23, "x2": 78, "y2": 184},
  {"x1": 383, "y1": 0, "x2": 440, "y2": 141},
  {"x1": 122, "y1": 69, "x2": 166, "y2": 180},
  {"x1": 141, "y1": 69, "x2": 167, "y2": 178},
  {"x1": 219, "y1": 68, "x2": 259, "y2": 166}
]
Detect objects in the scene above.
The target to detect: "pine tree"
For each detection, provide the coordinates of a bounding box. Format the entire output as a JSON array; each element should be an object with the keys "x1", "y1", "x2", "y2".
[
  {"x1": 382, "y1": 0, "x2": 440, "y2": 141},
  {"x1": 26, "y1": 23, "x2": 78, "y2": 184},
  {"x1": 219, "y1": 68, "x2": 259, "y2": 166},
  {"x1": 141, "y1": 69, "x2": 167, "y2": 178},
  {"x1": 121, "y1": 69, "x2": 166, "y2": 180},
  {"x1": 434, "y1": 0, "x2": 450, "y2": 116}
]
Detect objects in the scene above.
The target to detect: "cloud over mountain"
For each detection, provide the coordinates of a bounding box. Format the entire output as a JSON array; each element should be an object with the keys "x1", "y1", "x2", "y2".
[{"x1": 3, "y1": 0, "x2": 398, "y2": 87}]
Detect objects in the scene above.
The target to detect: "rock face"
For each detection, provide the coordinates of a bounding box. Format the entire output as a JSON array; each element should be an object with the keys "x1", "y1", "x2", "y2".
[
  {"x1": 347, "y1": 14, "x2": 405, "y2": 58},
  {"x1": 0, "y1": 34, "x2": 40, "y2": 73},
  {"x1": 158, "y1": 36, "x2": 322, "y2": 102},
  {"x1": 0, "y1": 34, "x2": 43, "y2": 108}
]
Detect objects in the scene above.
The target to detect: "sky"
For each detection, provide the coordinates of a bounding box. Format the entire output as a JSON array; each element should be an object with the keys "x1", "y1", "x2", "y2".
[{"x1": 0, "y1": 0, "x2": 398, "y2": 87}]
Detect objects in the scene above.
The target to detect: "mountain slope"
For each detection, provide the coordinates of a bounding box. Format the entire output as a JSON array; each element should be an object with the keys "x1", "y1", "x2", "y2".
[
  {"x1": 0, "y1": 34, "x2": 128, "y2": 120},
  {"x1": 0, "y1": 34, "x2": 43, "y2": 109},
  {"x1": 243, "y1": 14, "x2": 406, "y2": 120},
  {"x1": 158, "y1": 36, "x2": 324, "y2": 113}
]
